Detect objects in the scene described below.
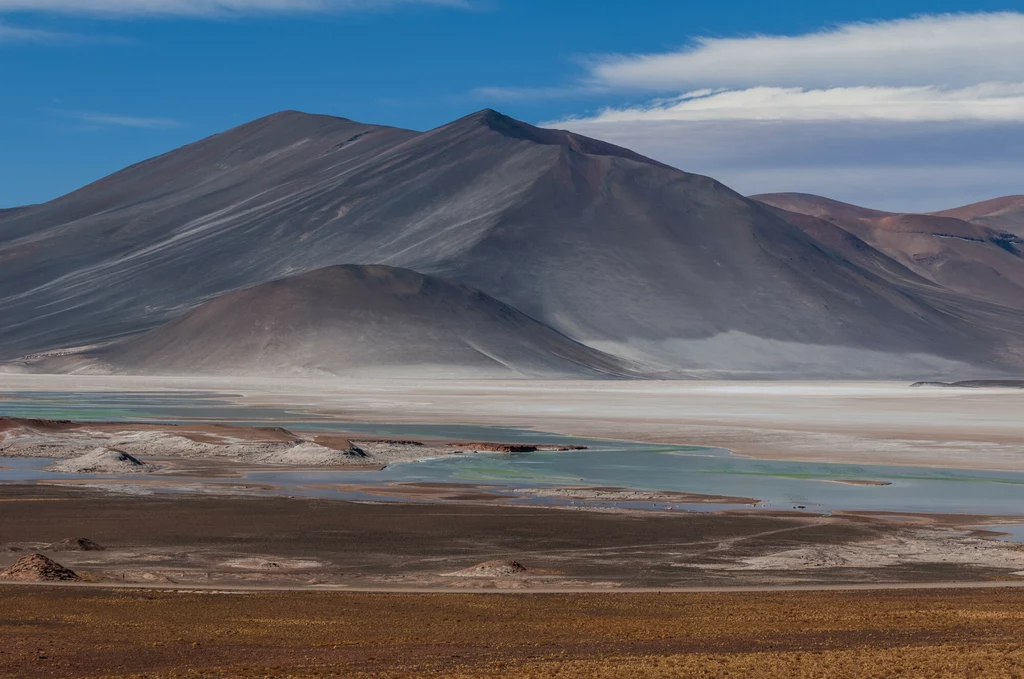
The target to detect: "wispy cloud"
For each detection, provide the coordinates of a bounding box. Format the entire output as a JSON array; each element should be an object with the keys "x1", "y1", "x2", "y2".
[
  {"x1": 0, "y1": 0, "x2": 470, "y2": 17},
  {"x1": 554, "y1": 84, "x2": 1024, "y2": 125},
  {"x1": 548, "y1": 118, "x2": 1024, "y2": 212},
  {"x1": 473, "y1": 84, "x2": 609, "y2": 102},
  {"x1": 0, "y1": 18, "x2": 131, "y2": 44},
  {"x1": 476, "y1": 12, "x2": 1024, "y2": 105},
  {"x1": 589, "y1": 12, "x2": 1024, "y2": 90},
  {"x1": 73, "y1": 111, "x2": 183, "y2": 129},
  {"x1": 536, "y1": 12, "x2": 1024, "y2": 210},
  {"x1": 0, "y1": 19, "x2": 79, "y2": 42}
]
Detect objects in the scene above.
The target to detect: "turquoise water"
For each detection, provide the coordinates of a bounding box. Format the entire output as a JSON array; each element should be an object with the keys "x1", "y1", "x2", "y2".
[
  {"x1": 241, "y1": 448, "x2": 1024, "y2": 515},
  {"x1": 986, "y1": 525, "x2": 1024, "y2": 543},
  {"x1": 3, "y1": 390, "x2": 1024, "y2": 515}
]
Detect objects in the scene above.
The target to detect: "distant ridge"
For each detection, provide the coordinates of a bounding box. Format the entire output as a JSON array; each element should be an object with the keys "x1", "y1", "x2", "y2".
[
  {"x1": 455, "y1": 109, "x2": 674, "y2": 169},
  {"x1": 932, "y1": 195, "x2": 1024, "y2": 237},
  {"x1": 753, "y1": 192, "x2": 1024, "y2": 311},
  {"x1": 911, "y1": 380, "x2": 1024, "y2": 389}
]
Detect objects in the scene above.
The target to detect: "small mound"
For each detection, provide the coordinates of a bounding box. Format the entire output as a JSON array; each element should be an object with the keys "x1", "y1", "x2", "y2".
[
  {"x1": 48, "y1": 448, "x2": 153, "y2": 474},
  {"x1": 256, "y1": 442, "x2": 368, "y2": 466},
  {"x1": 47, "y1": 538, "x2": 105, "y2": 552},
  {"x1": 0, "y1": 553, "x2": 80, "y2": 582},
  {"x1": 449, "y1": 560, "x2": 529, "y2": 578}
]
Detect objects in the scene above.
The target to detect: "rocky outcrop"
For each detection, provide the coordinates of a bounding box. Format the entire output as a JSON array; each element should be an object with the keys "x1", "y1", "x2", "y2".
[{"x1": 0, "y1": 554, "x2": 81, "y2": 582}]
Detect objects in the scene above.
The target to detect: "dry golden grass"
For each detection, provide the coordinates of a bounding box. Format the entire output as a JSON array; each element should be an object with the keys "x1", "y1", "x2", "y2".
[{"x1": 2, "y1": 587, "x2": 1024, "y2": 678}]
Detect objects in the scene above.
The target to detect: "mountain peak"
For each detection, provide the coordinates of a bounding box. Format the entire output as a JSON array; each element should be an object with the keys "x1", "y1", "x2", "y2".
[
  {"x1": 465, "y1": 107, "x2": 505, "y2": 121},
  {"x1": 258, "y1": 109, "x2": 356, "y2": 124},
  {"x1": 443, "y1": 109, "x2": 674, "y2": 169},
  {"x1": 173, "y1": 109, "x2": 394, "y2": 164},
  {"x1": 230, "y1": 109, "x2": 363, "y2": 136},
  {"x1": 451, "y1": 108, "x2": 539, "y2": 137}
]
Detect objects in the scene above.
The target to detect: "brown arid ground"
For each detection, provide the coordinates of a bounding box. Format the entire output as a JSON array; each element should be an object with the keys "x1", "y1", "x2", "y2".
[
  {"x1": 2, "y1": 485, "x2": 1024, "y2": 590},
  {"x1": 3, "y1": 586, "x2": 1024, "y2": 678}
]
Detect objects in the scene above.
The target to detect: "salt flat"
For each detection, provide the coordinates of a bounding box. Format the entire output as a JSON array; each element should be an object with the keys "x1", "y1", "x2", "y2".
[{"x1": 3, "y1": 375, "x2": 1023, "y2": 471}]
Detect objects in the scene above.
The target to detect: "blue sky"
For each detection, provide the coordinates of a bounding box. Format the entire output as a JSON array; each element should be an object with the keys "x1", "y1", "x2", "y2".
[{"x1": 2, "y1": 0, "x2": 1024, "y2": 210}]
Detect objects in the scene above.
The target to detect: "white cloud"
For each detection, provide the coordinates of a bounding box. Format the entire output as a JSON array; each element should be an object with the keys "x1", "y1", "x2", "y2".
[
  {"x1": 0, "y1": 0, "x2": 468, "y2": 16},
  {"x1": 474, "y1": 84, "x2": 608, "y2": 102},
  {"x1": 555, "y1": 84, "x2": 1024, "y2": 124},
  {"x1": 0, "y1": 19, "x2": 70, "y2": 41},
  {"x1": 74, "y1": 112, "x2": 182, "y2": 128},
  {"x1": 590, "y1": 12, "x2": 1024, "y2": 90},
  {"x1": 530, "y1": 12, "x2": 1024, "y2": 209},
  {"x1": 547, "y1": 118, "x2": 1024, "y2": 212},
  {"x1": 0, "y1": 19, "x2": 127, "y2": 44}
]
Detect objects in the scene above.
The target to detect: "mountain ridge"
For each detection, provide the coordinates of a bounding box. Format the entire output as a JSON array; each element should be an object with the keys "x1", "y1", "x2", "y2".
[
  {"x1": 753, "y1": 192, "x2": 1024, "y2": 311},
  {"x1": 932, "y1": 195, "x2": 1024, "y2": 237},
  {"x1": 3, "y1": 110, "x2": 1024, "y2": 377}
]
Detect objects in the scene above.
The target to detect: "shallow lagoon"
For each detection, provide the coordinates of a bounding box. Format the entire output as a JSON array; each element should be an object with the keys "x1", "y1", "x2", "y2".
[{"x1": 3, "y1": 389, "x2": 1024, "y2": 516}]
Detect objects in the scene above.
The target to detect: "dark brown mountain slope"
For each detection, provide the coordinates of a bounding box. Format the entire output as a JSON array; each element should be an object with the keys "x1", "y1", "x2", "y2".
[
  {"x1": 753, "y1": 192, "x2": 1024, "y2": 311},
  {"x1": 932, "y1": 195, "x2": 1024, "y2": 237},
  {"x1": 754, "y1": 204, "x2": 938, "y2": 289}
]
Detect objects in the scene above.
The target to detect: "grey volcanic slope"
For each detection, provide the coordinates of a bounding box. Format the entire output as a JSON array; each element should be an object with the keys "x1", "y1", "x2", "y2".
[
  {"x1": 753, "y1": 193, "x2": 1024, "y2": 311},
  {"x1": 0, "y1": 111, "x2": 417, "y2": 348},
  {"x1": 0, "y1": 206, "x2": 31, "y2": 219},
  {"x1": 36, "y1": 265, "x2": 633, "y2": 378},
  {"x1": 4, "y1": 109, "x2": 1024, "y2": 376}
]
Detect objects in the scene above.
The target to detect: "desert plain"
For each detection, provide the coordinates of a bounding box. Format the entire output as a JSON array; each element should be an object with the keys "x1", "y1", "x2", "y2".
[
  {"x1": 5, "y1": 586, "x2": 1024, "y2": 678},
  {"x1": 3, "y1": 375, "x2": 1024, "y2": 677}
]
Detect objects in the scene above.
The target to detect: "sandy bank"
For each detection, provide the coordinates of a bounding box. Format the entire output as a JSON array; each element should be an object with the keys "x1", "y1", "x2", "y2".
[{"x1": 0, "y1": 416, "x2": 578, "y2": 471}]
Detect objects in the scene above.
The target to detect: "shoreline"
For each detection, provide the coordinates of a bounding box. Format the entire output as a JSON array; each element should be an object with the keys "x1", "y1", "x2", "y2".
[
  {"x1": 4, "y1": 407, "x2": 1024, "y2": 517},
  {"x1": 4, "y1": 375, "x2": 1024, "y2": 471}
]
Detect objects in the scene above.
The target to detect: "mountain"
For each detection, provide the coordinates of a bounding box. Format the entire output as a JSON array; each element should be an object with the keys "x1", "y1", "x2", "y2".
[
  {"x1": 17, "y1": 265, "x2": 634, "y2": 378},
  {"x1": 3, "y1": 109, "x2": 1024, "y2": 377},
  {"x1": 0, "y1": 206, "x2": 31, "y2": 218},
  {"x1": 752, "y1": 193, "x2": 1024, "y2": 311},
  {"x1": 931, "y1": 196, "x2": 1024, "y2": 237},
  {"x1": 0, "y1": 111, "x2": 416, "y2": 350}
]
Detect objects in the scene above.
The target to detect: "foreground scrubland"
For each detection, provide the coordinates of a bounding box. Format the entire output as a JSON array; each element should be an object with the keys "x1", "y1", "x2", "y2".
[{"x1": 3, "y1": 587, "x2": 1024, "y2": 678}]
